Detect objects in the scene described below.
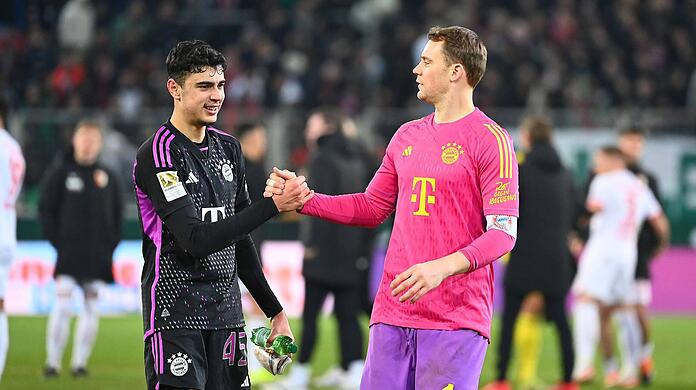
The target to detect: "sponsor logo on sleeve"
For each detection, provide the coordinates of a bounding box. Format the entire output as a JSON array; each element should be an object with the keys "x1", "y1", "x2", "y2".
[
  {"x1": 489, "y1": 180, "x2": 517, "y2": 205},
  {"x1": 157, "y1": 171, "x2": 187, "y2": 202}
]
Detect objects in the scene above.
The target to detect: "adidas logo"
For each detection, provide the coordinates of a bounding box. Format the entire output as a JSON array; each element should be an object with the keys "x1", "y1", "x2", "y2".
[
  {"x1": 162, "y1": 308, "x2": 170, "y2": 317},
  {"x1": 241, "y1": 376, "x2": 250, "y2": 387},
  {"x1": 402, "y1": 145, "x2": 413, "y2": 156},
  {"x1": 185, "y1": 172, "x2": 199, "y2": 184}
]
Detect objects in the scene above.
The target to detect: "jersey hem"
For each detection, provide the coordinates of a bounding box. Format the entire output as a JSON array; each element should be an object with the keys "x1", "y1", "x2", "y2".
[{"x1": 369, "y1": 317, "x2": 490, "y2": 340}]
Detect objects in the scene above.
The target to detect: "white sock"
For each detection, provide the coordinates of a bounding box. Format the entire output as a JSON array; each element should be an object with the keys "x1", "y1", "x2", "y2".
[
  {"x1": 573, "y1": 300, "x2": 600, "y2": 377},
  {"x1": 641, "y1": 342, "x2": 654, "y2": 361},
  {"x1": 0, "y1": 312, "x2": 8, "y2": 381},
  {"x1": 246, "y1": 317, "x2": 265, "y2": 373},
  {"x1": 46, "y1": 297, "x2": 71, "y2": 369},
  {"x1": 616, "y1": 309, "x2": 641, "y2": 378},
  {"x1": 71, "y1": 296, "x2": 99, "y2": 369}
]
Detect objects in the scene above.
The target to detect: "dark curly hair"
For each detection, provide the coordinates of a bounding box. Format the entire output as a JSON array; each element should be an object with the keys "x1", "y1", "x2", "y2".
[{"x1": 166, "y1": 40, "x2": 227, "y2": 85}]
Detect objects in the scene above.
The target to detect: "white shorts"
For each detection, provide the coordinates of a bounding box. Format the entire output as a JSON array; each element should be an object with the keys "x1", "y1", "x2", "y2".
[
  {"x1": 55, "y1": 274, "x2": 103, "y2": 298},
  {"x1": 572, "y1": 243, "x2": 637, "y2": 305},
  {"x1": 631, "y1": 279, "x2": 653, "y2": 306},
  {"x1": 0, "y1": 246, "x2": 15, "y2": 299}
]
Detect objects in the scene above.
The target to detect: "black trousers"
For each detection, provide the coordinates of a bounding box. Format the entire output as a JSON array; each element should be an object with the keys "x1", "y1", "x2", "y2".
[
  {"x1": 298, "y1": 280, "x2": 363, "y2": 369},
  {"x1": 496, "y1": 289, "x2": 574, "y2": 383}
]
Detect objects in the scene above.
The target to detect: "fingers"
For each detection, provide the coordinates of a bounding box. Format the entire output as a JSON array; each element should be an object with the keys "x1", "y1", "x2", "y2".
[
  {"x1": 390, "y1": 269, "x2": 411, "y2": 290},
  {"x1": 273, "y1": 167, "x2": 297, "y2": 180},
  {"x1": 399, "y1": 282, "x2": 425, "y2": 303},
  {"x1": 390, "y1": 271, "x2": 415, "y2": 297}
]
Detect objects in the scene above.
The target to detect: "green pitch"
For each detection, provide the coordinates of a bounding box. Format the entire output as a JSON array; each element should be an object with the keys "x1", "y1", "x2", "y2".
[{"x1": 2, "y1": 315, "x2": 695, "y2": 389}]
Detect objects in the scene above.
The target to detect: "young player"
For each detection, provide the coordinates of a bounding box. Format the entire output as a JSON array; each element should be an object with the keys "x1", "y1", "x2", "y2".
[
  {"x1": 0, "y1": 98, "x2": 25, "y2": 382},
  {"x1": 266, "y1": 26, "x2": 519, "y2": 389},
  {"x1": 133, "y1": 40, "x2": 312, "y2": 390},
  {"x1": 571, "y1": 146, "x2": 669, "y2": 387}
]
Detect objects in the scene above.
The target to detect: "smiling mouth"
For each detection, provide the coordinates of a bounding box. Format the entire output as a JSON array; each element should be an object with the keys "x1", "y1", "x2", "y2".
[{"x1": 204, "y1": 106, "x2": 220, "y2": 114}]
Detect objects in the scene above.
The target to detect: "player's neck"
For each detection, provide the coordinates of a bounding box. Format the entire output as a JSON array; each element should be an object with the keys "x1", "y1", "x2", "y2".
[
  {"x1": 433, "y1": 89, "x2": 475, "y2": 123},
  {"x1": 170, "y1": 112, "x2": 206, "y2": 143}
]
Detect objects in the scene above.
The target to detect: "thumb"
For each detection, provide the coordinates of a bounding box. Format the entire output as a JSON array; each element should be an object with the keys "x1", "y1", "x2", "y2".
[{"x1": 273, "y1": 167, "x2": 297, "y2": 179}]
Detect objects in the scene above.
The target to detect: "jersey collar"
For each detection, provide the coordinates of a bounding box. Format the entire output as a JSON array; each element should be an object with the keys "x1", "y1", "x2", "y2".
[{"x1": 164, "y1": 121, "x2": 210, "y2": 160}]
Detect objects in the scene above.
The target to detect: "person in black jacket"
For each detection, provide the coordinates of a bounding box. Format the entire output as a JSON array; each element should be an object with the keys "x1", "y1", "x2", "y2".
[
  {"x1": 617, "y1": 127, "x2": 663, "y2": 384},
  {"x1": 485, "y1": 116, "x2": 577, "y2": 390},
  {"x1": 39, "y1": 120, "x2": 122, "y2": 377},
  {"x1": 277, "y1": 109, "x2": 367, "y2": 389}
]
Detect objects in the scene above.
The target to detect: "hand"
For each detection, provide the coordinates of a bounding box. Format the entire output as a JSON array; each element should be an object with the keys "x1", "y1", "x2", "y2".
[
  {"x1": 268, "y1": 310, "x2": 294, "y2": 345},
  {"x1": 568, "y1": 235, "x2": 584, "y2": 259},
  {"x1": 271, "y1": 174, "x2": 314, "y2": 212},
  {"x1": 390, "y1": 260, "x2": 451, "y2": 304},
  {"x1": 264, "y1": 167, "x2": 297, "y2": 198}
]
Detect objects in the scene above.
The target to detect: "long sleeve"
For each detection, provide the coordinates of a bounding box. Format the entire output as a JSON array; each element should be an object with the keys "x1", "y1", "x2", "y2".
[
  {"x1": 162, "y1": 198, "x2": 279, "y2": 259},
  {"x1": 459, "y1": 228, "x2": 516, "y2": 271},
  {"x1": 300, "y1": 144, "x2": 398, "y2": 227},
  {"x1": 236, "y1": 236, "x2": 283, "y2": 318},
  {"x1": 38, "y1": 165, "x2": 63, "y2": 247}
]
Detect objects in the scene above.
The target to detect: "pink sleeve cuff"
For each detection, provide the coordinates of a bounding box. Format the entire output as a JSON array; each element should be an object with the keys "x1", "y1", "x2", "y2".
[{"x1": 459, "y1": 229, "x2": 516, "y2": 271}]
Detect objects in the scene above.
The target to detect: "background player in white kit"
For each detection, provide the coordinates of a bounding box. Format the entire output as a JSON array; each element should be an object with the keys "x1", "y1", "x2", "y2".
[
  {"x1": 0, "y1": 98, "x2": 26, "y2": 382},
  {"x1": 572, "y1": 146, "x2": 669, "y2": 387}
]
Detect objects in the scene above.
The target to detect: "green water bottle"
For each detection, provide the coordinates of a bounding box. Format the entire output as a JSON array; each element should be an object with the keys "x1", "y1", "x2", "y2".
[{"x1": 251, "y1": 327, "x2": 298, "y2": 355}]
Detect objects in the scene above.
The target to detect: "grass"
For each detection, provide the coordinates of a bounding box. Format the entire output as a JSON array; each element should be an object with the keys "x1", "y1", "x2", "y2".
[{"x1": 2, "y1": 315, "x2": 695, "y2": 389}]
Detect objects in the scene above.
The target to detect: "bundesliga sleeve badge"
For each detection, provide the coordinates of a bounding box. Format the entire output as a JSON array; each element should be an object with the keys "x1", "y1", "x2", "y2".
[{"x1": 157, "y1": 171, "x2": 187, "y2": 201}]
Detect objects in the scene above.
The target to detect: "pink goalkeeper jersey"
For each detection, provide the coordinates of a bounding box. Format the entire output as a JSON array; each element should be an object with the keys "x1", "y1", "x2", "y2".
[{"x1": 301, "y1": 108, "x2": 519, "y2": 338}]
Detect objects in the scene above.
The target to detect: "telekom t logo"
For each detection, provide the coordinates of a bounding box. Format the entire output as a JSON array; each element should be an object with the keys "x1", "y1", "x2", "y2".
[
  {"x1": 202, "y1": 206, "x2": 226, "y2": 222},
  {"x1": 410, "y1": 177, "x2": 436, "y2": 216}
]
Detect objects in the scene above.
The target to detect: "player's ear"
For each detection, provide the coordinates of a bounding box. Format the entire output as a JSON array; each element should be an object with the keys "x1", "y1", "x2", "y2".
[
  {"x1": 451, "y1": 63, "x2": 465, "y2": 83},
  {"x1": 167, "y1": 78, "x2": 182, "y2": 100}
]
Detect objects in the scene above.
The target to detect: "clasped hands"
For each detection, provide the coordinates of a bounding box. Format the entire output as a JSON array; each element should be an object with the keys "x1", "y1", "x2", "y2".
[{"x1": 266, "y1": 167, "x2": 314, "y2": 212}]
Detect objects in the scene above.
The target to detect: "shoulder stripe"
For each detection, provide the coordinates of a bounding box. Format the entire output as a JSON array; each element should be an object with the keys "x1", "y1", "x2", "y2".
[
  {"x1": 484, "y1": 124, "x2": 505, "y2": 178},
  {"x1": 484, "y1": 123, "x2": 514, "y2": 179},
  {"x1": 495, "y1": 124, "x2": 514, "y2": 178},
  {"x1": 152, "y1": 126, "x2": 166, "y2": 168},
  {"x1": 157, "y1": 130, "x2": 173, "y2": 168},
  {"x1": 163, "y1": 132, "x2": 175, "y2": 168}
]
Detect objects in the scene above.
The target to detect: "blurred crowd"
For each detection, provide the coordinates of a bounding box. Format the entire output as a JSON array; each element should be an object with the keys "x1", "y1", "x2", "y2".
[{"x1": 1, "y1": 0, "x2": 695, "y2": 117}]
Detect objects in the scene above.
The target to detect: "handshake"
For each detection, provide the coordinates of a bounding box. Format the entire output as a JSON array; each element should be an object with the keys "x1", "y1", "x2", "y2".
[{"x1": 265, "y1": 167, "x2": 314, "y2": 212}]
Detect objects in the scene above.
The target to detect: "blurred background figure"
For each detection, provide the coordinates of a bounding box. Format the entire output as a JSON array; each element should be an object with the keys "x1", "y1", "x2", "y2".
[
  {"x1": 616, "y1": 127, "x2": 662, "y2": 385},
  {"x1": 0, "y1": 98, "x2": 25, "y2": 383},
  {"x1": 38, "y1": 120, "x2": 122, "y2": 378},
  {"x1": 275, "y1": 109, "x2": 367, "y2": 390},
  {"x1": 571, "y1": 146, "x2": 669, "y2": 387},
  {"x1": 340, "y1": 115, "x2": 381, "y2": 316},
  {"x1": 484, "y1": 116, "x2": 577, "y2": 390},
  {"x1": 237, "y1": 121, "x2": 272, "y2": 382},
  {"x1": 238, "y1": 122, "x2": 270, "y2": 255}
]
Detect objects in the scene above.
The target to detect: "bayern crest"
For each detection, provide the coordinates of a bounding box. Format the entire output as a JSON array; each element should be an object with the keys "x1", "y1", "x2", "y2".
[
  {"x1": 441, "y1": 142, "x2": 464, "y2": 164},
  {"x1": 220, "y1": 160, "x2": 234, "y2": 182},
  {"x1": 168, "y1": 352, "x2": 192, "y2": 377}
]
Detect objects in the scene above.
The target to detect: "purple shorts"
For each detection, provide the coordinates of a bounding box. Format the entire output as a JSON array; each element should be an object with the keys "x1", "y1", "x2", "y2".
[{"x1": 360, "y1": 323, "x2": 488, "y2": 390}]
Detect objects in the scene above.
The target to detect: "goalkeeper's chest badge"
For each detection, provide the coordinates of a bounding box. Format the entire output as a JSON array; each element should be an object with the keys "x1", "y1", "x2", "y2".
[{"x1": 441, "y1": 142, "x2": 464, "y2": 165}]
